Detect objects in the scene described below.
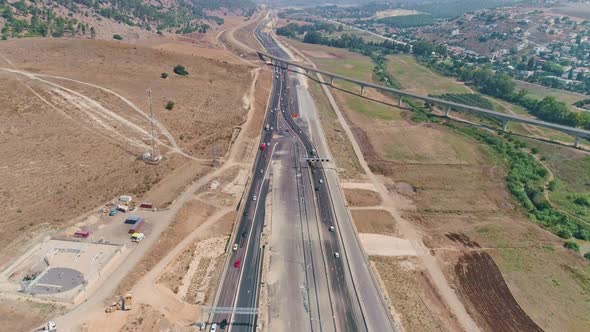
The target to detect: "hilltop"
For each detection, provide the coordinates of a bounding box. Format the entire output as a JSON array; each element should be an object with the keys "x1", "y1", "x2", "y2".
[{"x1": 0, "y1": 0, "x2": 255, "y2": 40}]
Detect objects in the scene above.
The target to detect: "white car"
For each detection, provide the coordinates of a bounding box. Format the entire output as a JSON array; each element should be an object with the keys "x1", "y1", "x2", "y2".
[
  {"x1": 329, "y1": 226, "x2": 335, "y2": 232},
  {"x1": 131, "y1": 233, "x2": 145, "y2": 242},
  {"x1": 233, "y1": 244, "x2": 238, "y2": 251},
  {"x1": 253, "y1": 195, "x2": 257, "y2": 201},
  {"x1": 210, "y1": 323, "x2": 217, "y2": 332},
  {"x1": 334, "y1": 252, "x2": 340, "y2": 258}
]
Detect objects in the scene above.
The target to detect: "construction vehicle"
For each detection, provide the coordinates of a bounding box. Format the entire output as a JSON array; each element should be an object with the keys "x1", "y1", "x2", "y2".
[
  {"x1": 123, "y1": 293, "x2": 133, "y2": 310},
  {"x1": 131, "y1": 232, "x2": 145, "y2": 242},
  {"x1": 105, "y1": 293, "x2": 132, "y2": 313}
]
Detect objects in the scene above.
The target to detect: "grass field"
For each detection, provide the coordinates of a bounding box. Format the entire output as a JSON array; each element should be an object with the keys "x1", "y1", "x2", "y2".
[
  {"x1": 515, "y1": 80, "x2": 586, "y2": 106},
  {"x1": 387, "y1": 55, "x2": 471, "y2": 95},
  {"x1": 522, "y1": 139, "x2": 590, "y2": 222}
]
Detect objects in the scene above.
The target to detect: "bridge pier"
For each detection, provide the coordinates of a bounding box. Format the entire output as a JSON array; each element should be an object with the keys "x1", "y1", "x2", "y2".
[
  {"x1": 502, "y1": 120, "x2": 509, "y2": 132},
  {"x1": 575, "y1": 136, "x2": 581, "y2": 148},
  {"x1": 360, "y1": 85, "x2": 365, "y2": 96},
  {"x1": 445, "y1": 107, "x2": 450, "y2": 117},
  {"x1": 398, "y1": 97, "x2": 402, "y2": 107},
  {"x1": 329, "y1": 76, "x2": 334, "y2": 85}
]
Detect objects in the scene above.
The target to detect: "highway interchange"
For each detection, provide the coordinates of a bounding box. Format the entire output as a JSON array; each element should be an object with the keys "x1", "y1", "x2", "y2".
[{"x1": 210, "y1": 16, "x2": 395, "y2": 332}]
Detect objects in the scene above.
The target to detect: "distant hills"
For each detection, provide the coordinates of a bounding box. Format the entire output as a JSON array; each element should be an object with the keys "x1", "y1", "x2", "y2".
[{"x1": 0, "y1": 0, "x2": 256, "y2": 40}]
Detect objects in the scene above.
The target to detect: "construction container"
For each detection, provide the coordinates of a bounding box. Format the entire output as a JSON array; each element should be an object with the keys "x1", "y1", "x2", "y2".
[
  {"x1": 124, "y1": 215, "x2": 143, "y2": 225},
  {"x1": 140, "y1": 202, "x2": 153, "y2": 209},
  {"x1": 74, "y1": 230, "x2": 90, "y2": 238},
  {"x1": 128, "y1": 219, "x2": 144, "y2": 234}
]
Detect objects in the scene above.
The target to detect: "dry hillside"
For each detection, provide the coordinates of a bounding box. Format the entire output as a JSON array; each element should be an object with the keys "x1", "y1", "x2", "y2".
[{"x1": 0, "y1": 38, "x2": 252, "y2": 267}]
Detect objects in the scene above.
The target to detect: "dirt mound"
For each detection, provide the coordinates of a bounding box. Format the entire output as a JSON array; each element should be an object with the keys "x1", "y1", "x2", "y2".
[
  {"x1": 344, "y1": 188, "x2": 382, "y2": 206},
  {"x1": 455, "y1": 252, "x2": 543, "y2": 332}
]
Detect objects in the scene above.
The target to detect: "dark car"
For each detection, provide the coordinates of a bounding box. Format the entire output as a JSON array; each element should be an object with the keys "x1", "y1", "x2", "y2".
[{"x1": 242, "y1": 231, "x2": 247, "y2": 238}]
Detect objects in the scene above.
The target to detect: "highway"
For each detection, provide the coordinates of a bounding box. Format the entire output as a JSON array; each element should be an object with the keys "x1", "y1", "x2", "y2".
[{"x1": 210, "y1": 14, "x2": 396, "y2": 332}]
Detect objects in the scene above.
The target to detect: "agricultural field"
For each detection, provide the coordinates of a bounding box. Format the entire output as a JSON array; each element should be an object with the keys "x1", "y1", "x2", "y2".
[
  {"x1": 386, "y1": 55, "x2": 472, "y2": 95},
  {"x1": 515, "y1": 80, "x2": 586, "y2": 106},
  {"x1": 292, "y1": 40, "x2": 590, "y2": 331}
]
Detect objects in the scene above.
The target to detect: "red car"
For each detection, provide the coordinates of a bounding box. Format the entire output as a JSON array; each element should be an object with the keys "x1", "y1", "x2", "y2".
[{"x1": 234, "y1": 259, "x2": 241, "y2": 268}]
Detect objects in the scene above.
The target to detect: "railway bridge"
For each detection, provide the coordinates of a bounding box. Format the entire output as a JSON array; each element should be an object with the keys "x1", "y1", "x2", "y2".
[{"x1": 258, "y1": 51, "x2": 590, "y2": 147}]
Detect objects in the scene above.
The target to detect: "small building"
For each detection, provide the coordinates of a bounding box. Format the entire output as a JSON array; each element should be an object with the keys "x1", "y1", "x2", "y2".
[{"x1": 124, "y1": 215, "x2": 143, "y2": 225}]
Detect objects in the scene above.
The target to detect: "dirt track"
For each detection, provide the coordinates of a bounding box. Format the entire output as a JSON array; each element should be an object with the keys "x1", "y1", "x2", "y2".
[{"x1": 455, "y1": 252, "x2": 544, "y2": 332}]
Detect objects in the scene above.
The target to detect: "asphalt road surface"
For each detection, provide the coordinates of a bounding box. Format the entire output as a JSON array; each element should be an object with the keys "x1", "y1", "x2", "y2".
[{"x1": 210, "y1": 16, "x2": 395, "y2": 332}]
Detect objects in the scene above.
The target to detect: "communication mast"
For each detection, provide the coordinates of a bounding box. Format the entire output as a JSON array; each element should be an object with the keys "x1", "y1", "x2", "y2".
[{"x1": 143, "y1": 89, "x2": 162, "y2": 165}]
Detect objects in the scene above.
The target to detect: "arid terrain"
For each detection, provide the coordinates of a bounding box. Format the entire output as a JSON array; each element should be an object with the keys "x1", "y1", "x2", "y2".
[{"x1": 0, "y1": 13, "x2": 276, "y2": 328}]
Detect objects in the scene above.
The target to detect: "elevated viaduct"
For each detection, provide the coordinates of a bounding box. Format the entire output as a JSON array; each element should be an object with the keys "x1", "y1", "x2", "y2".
[{"x1": 258, "y1": 51, "x2": 590, "y2": 147}]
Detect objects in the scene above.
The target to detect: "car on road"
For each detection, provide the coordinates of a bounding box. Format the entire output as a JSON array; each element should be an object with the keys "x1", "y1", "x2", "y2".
[
  {"x1": 242, "y1": 231, "x2": 247, "y2": 238},
  {"x1": 329, "y1": 226, "x2": 335, "y2": 232},
  {"x1": 234, "y1": 259, "x2": 241, "y2": 268},
  {"x1": 334, "y1": 252, "x2": 340, "y2": 259},
  {"x1": 253, "y1": 195, "x2": 257, "y2": 201},
  {"x1": 260, "y1": 169, "x2": 264, "y2": 174},
  {"x1": 233, "y1": 244, "x2": 238, "y2": 251},
  {"x1": 319, "y1": 179, "x2": 324, "y2": 184},
  {"x1": 210, "y1": 323, "x2": 217, "y2": 332}
]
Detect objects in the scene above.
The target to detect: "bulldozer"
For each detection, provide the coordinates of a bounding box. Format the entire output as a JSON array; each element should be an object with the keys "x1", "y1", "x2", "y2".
[{"x1": 105, "y1": 293, "x2": 132, "y2": 313}]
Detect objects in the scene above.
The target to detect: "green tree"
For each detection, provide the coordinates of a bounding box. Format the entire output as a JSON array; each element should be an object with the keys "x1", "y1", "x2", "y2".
[
  {"x1": 165, "y1": 101, "x2": 175, "y2": 110},
  {"x1": 527, "y1": 57, "x2": 536, "y2": 70},
  {"x1": 173, "y1": 65, "x2": 188, "y2": 76},
  {"x1": 564, "y1": 240, "x2": 580, "y2": 252},
  {"x1": 113, "y1": 34, "x2": 123, "y2": 40},
  {"x1": 161, "y1": 72, "x2": 168, "y2": 79},
  {"x1": 303, "y1": 31, "x2": 322, "y2": 44}
]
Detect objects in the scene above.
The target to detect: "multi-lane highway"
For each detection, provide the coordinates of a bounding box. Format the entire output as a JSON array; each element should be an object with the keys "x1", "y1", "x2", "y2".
[{"x1": 210, "y1": 14, "x2": 396, "y2": 332}]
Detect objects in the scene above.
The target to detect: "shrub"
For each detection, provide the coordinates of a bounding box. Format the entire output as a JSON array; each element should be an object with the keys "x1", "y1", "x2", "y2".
[
  {"x1": 548, "y1": 180, "x2": 557, "y2": 191},
  {"x1": 113, "y1": 34, "x2": 123, "y2": 40},
  {"x1": 584, "y1": 252, "x2": 590, "y2": 261},
  {"x1": 531, "y1": 147, "x2": 539, "y2": 154},
  {"x1": 165, "y1": 101, "x2": 175, "y2": 110},
  {"x1": 573, "y1": 195, "x2": 590, "y2": 207},
  {"x1": 564, "y1": 240, "x2": 580, "y2": 252},
  {"x1": 161, "y1": 72, "x2": 168, "y2": 79},
  {"x1": 173, "y1": 65, "x2": 188, "y2": 76},
  {"x1": 557, "y1": 228, "x2": 572, "y2": 239}
]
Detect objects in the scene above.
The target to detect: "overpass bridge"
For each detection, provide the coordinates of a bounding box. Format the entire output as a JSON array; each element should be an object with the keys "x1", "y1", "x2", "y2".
[{"x1": 257, "y1": 51, "x2": 590, "y2": 147}]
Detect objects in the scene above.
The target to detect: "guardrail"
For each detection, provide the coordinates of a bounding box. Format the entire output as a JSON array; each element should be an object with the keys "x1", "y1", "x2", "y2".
[{"x1": 257, "y1": 51, "x2": 590, "y2": 147}]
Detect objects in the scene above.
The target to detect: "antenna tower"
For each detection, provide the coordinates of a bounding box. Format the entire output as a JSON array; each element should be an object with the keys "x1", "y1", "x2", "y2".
[{"x1": 144, "y1": 89, "x2": 162, "y2": 164}]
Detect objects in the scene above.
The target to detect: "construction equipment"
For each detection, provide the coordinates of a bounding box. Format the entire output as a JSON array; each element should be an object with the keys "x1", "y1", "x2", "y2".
[{"x1": 123, "y1": 293, "x2": 133, "y2": 310}]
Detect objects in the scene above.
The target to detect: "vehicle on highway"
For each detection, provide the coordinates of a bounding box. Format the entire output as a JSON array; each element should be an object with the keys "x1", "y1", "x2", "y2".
[
  {"x1": 233, "y1": 244, "x2": 238, "y2": 251},
  {"x1": 334, "y1": 252, "x2": 340, "y2": 259},
  {"x1": 260, "y1": 169, "x2": 264, "y2": 174},
  {"x1": 260, "y1": 143, "x2": 266, "y2": 150},
  {"x1": 319, "y1": 179, "x2": 324, "y2": 184},
  {"x1": 210, "y1": 323, "x2": 217, "y2": 332},
  {"x1": 220, "y1": 319, "x2": 228, "y2": 329},
  {"x1": 329, "y1": 226, "x2": 335, "y2": 232},
  {"x1": 253, "y1": 195, "x2": 257, "y2": 201},
  {"x1": 234, "y1": 259, "x2": 241, "y2": 268},
  {"x1": 242, "y1": 231, "x2": 247, "y2": 238}
]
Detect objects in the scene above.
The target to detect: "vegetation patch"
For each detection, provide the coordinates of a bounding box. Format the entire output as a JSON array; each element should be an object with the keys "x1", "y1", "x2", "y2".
[{"x1": 448, "y1": 124, "x2": 590, "y2": 242}]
